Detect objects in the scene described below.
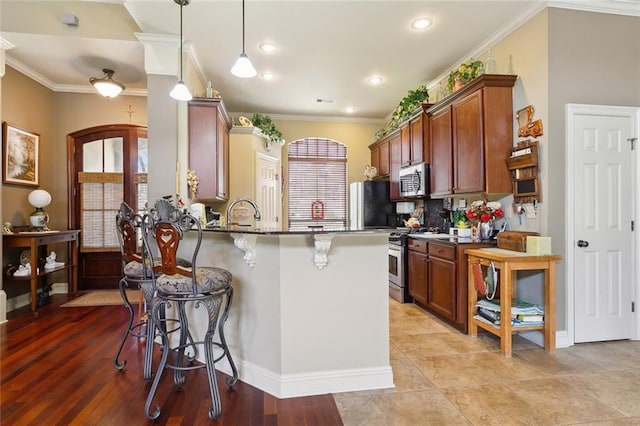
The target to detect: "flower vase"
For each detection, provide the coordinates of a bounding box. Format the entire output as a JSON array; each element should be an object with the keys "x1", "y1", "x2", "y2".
[
  {"x1": 453, "y1": 78, "x2": 464, "y2": 91},
  {"x1": 478, "y1": 220, "x2": 494, "y2": 240}
]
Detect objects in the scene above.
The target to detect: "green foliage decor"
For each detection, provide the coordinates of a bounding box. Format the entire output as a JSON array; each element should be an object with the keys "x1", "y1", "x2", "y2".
[
  {"x1": 251, "y1": 113, "x2": 285, "y2": 146},
  {"x1": 375, "y1": 84, "x2": 429, "y2": 141},
  {"x1": 447, "y1": 59, "x2": 484, "y2": 92}
]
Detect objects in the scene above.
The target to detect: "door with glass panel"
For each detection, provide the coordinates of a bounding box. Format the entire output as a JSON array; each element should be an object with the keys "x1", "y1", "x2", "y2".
[{"x1": 68, "y1": 125, "x2": 148, "y2": 290}]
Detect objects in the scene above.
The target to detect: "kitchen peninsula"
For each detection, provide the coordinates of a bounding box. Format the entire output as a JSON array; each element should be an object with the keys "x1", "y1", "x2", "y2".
[{"x1": 175, "y1": 226, "x2": 394, "y2": 398}]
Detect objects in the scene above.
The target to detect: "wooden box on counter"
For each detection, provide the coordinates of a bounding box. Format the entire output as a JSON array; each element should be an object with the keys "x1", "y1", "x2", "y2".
[{"x1": 497, "y1": 231, "x2": 539, "y2": 252}]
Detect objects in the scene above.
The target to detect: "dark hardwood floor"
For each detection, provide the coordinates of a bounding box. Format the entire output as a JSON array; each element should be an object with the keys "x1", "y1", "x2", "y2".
[{"x1": 0, "y1": 293, "x2": 343, "y2": 425}]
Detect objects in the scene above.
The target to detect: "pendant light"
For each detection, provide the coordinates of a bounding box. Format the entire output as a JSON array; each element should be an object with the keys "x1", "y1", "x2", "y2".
[
  {"x1": 89, "y1": 68, "x2": 125, "y2": 98},
  {"x1": 230, "y1": 0, "x2": 257, "y2": 78},
  {"x1": 170, "y1": 0, "x2": 193, "y2": 101}
]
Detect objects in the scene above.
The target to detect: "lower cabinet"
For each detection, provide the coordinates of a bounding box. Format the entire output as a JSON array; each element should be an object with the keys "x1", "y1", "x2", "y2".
[
  {"x1": 407, "y1": 238, "x2": 428, "y2": 305},
  {"x1": 408, "y1": 237, "x2": 493, "y2": 333}
]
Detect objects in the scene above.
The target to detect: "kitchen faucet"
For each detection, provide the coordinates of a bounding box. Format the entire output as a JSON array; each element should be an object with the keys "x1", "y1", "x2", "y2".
[{"x1": 226, "y1": 198, "x2": 261, "y2": 228}]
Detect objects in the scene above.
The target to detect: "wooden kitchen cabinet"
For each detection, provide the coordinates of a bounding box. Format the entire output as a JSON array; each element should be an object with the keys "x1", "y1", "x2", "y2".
[
  {"x1": 428, "y1": 74, "x2": 516, "y2": 197},
  {"x1": 388, "y1": 130, "x2": 402, "y2": 200},
  {"x1": 407, "y1": 238, "x2": 428, "y2": 305},
  {"x1": 407, "y1": 237, "x2": 494, "y2": 333},
  {"x1": 426, "y1": 241, "x2": 456, "y2": 321},
  {"x1": 188, "y1": 97, "x2": 231, "y2": 201},
  {"x1": 400, "y1": 108, "x2": 430, "y2": 167},
  {"x1": 369, "y1": 138, "x2": 390, "y2": 177},
  {"x1": 429, "y1": 108, "x2": 453, "y2": 196}
]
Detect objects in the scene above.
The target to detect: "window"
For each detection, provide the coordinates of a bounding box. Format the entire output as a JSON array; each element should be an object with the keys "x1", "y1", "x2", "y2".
[{"x1": 287, "y1": 138, "x2": 347, "y2": 230}]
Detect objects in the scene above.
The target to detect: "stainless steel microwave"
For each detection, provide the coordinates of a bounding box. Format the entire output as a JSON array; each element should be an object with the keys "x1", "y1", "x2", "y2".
[{"x1": 399, "y1": 163, "x2": 429, "y2": 198}]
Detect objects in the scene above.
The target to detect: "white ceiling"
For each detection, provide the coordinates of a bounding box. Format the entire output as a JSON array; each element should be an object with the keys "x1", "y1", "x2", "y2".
[{"x1": 1, "y1": 0, "x2": 637, "y2": 120}]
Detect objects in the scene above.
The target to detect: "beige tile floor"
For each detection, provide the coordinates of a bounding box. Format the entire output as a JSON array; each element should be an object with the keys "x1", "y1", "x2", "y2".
[{"x1": 334, "y1": 298, "x2": 640, "y2": 426}]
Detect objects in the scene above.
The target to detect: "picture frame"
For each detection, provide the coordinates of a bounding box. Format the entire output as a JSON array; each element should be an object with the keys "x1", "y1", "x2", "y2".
[{"x1": 2, "y1": 122, "x2": 39, "y2": 187}]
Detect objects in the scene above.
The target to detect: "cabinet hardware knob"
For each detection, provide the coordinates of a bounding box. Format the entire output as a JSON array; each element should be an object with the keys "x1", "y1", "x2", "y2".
[{"x1": 577, "y1": 240, "x2": 589, "y2": 248}]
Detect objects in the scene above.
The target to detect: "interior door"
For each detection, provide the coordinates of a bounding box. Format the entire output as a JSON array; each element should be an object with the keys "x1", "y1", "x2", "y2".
[
  {"x1": 255, "y1": 152, "x2": 280, "y2": 229},
  {"x1": 571, "y1": 106, "x2": 636, "y2": 342},
  {"x1": 67, "y1": 125, "x2": 148, "y2": 290}
]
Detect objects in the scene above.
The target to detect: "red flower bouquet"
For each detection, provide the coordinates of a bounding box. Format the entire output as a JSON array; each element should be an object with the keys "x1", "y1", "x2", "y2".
[{"x1": 465, "y1": 201, "x2": 504, "y2": 223}]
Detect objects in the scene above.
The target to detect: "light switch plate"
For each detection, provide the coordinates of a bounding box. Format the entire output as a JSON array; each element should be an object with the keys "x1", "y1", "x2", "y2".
[
  {"x1": 525, "y1": 204, "x2": 537, "y2": 219},
  {"x1": 458, "y1": 199, "x2": 466, "y2": 209}
]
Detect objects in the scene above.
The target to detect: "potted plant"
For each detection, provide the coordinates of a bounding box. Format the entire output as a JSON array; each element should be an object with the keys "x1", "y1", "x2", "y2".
[
  {"x1": 251, "y1": 113, "x2": 285, "y2": 148},
  {"x1": 375, "y1": 84, "x2": 429, "y2": 140},
  {"x1": 447, "y1": 59, "x2": 484, "y2": 92}
]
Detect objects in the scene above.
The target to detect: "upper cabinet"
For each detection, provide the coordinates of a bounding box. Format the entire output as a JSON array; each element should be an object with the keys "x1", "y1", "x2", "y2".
[
  {"x1": 369, "y1": 138, "x2": 390, "y2": 177},
  {"x1": 188, "y1": 97, "x2": 231, "y2": 201},
  {"x1": 400, "y1": 107, "x2": 431, "y2": 167},
  {"x1": 428, "y1": 74, "x2": 517, "y2": 198}
]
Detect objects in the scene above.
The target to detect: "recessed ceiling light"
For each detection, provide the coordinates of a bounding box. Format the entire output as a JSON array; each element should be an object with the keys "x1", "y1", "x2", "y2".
[
  {"x1": 411, "y1": 17, "x2": 433, "y2": 30},
  {"x1": 367, "y1": 75, "x2": 384, "y2": 85},
  {"x1": 260, "y1": 72, "x2": 276, "y2": 81},
  {"x1": 345, "y1": 107, "x2": 356, "y2": 114},
  {"x1": 259, "y1": 42, "x2": 278, "y2": 53}
]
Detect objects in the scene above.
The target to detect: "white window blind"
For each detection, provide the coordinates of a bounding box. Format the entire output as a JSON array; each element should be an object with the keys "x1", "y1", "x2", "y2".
[
  {"x1": 287, "y1": 138, "x2": 347, "y2": 230},
  {"x1": 79, "y1": 172, "x2": 122, "y2": 252}
]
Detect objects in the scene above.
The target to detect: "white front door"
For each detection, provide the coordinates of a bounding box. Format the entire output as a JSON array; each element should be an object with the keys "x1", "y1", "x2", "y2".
[
  {"x1": 568, "y1": 104, "x2": 638, "y2": 343},
  {"x1": 256, "y1": 153, "x2": 281, "y2": 229}
]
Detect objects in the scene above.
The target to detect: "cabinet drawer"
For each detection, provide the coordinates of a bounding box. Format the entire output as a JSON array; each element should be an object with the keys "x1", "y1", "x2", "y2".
[
  {"x1": 428, "y1": 242, "x2": 455, "y2": 260},
  {"x1": 407, "y1": 238, "x2": 427, "y2": 253}
]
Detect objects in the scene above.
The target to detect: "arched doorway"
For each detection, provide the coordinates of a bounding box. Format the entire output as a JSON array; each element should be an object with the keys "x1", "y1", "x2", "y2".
[{"x1": 67, "y1": 124, "x2": 148, "y2": 290}]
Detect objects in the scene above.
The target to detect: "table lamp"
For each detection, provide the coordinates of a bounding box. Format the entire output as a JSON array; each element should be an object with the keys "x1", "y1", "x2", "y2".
[{"x1": 28, "y1": 189, "x2": 51, "y2": 229}]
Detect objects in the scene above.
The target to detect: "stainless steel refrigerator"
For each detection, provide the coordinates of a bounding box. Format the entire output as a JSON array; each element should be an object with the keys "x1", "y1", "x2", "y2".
[{"x1": 349, "y1": 181, "x2": 394, "y2": 229}]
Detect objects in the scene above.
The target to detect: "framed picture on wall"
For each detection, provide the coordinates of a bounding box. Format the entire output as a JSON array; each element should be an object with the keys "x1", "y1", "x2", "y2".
[{"x1": 2, "y1": 122, "x2": 39, "y2": 187}]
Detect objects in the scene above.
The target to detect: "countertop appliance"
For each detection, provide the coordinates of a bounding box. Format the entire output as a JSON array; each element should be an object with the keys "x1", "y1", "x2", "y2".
[
  {"x1": 349, "y1": 181, "x2": 394, "y2": 229},
  {"x1": 399, "y1": 162, "x2": 429, "y2": 198}
]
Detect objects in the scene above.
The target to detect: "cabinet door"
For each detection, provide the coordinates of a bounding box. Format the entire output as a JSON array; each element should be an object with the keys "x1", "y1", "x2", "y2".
[
  {"x1": 188, "y1": 102, "x2": 219, "y2": 200},
  {"x1": 427, "y1": 255, "x2": 456, "y2": 321},
  {"x1": 452, "y1": 91, "x2": 484, "y2": 194},
  {"x1": 389, "y1": 132, "x2": 402, "y2": 200},
  {"x1": 216, "y1": 108, "x2": 229, "y2": 200},
  {"x1": 408, "y1": 250, "x2": 428, "y2": 305},
  {"x1": 400, "y1": 124, "x2": 411, "y2": 167},
  {"x1": 429, "y1": 108, "x2": 453, "y2": 196},
  {"x1": 370, "y1": 145, "x2": 380, "y2": 174},
  {"x1": 409, "y1": 114, "x2": 424, "y2": 164},
  {"x1": 378, "y1": 139, "x2": 390, "y2": 176}
]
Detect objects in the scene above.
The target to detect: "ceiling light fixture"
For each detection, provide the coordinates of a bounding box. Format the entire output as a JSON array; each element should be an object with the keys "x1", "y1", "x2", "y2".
[
  {"x1": 231, "y1": 0, "x2": 257, "y2": 78},
  {"x1": 411, "y1": 17, "x2": 433, "y2": 30},
  {"x1": 89, "y1": 68, "x2": 125, "y2": 98},
  {"x1": 367, "y1": 75, "x2": 384, "y2": 85},
  {"x1": 259, "y1": 42, "x2": 278, "y2": 53},
  {"x1": 260, "y1": 72, "x2": 275, "y2": 81},
  {"x1": 169, "y1": 0, "x2": 192, "y2": 101}
]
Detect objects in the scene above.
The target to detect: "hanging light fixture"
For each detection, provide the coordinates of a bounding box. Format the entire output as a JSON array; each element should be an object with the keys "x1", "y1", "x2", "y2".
[
  {"x1": 170, "y1": 0, "x2": 193, "y2": 101},
  {"x1": 230, "y1": 0, "x2": 257, "y2": 78},
  {"x1": 89, "y1": 68, "x2": 125, "y2": 98}
]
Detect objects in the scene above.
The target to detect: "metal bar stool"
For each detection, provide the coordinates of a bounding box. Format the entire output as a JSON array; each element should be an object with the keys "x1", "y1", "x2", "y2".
[
  {"x1": 144, "y1": 199, "x2": 238, "y2": 421},
  {"x1": 113, "y1": 202, "x2": 156, "y2": 381}
]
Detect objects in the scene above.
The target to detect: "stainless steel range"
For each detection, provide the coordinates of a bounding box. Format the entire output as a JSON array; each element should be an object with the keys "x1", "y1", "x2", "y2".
[{"x1": 388, "y1": 229, "x2": 411, "y2": 303}]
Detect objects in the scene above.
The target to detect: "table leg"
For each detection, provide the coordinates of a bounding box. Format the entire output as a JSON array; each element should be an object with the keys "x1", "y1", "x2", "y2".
[
  {"x1": 544, "y1": 261, "x2": 556, "y2": 352},
  {"x1": 467, "y1": 256, "x2": 478, "y2": 337},
  {"x1": 29, "y1": 241, "x2": 38, "y2": 311},
  {"x1": 500, "y1": 265, "x2": 513, "y2": 357}
]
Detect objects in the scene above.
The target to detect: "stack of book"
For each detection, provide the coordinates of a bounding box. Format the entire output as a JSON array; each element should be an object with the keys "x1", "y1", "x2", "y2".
[{"x1": 475, "y1": 298, "x2": 544, "y2": 326}]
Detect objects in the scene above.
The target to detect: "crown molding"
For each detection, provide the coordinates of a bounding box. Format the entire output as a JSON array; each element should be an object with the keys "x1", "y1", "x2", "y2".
[
  {"x1": 230, "y1": 110, "x2": 386, "y2": 124},
  {"x1": 547, "y1": 0, "x2": 640, "y2": 17}
]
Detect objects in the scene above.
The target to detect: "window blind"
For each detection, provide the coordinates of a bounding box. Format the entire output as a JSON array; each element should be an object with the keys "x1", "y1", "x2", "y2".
[{"x1": 287, "y1": 138, "x2": 347, "y2": 230}]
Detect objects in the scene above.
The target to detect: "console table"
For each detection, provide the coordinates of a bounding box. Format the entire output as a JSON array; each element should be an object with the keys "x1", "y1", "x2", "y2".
[
  {"x1": 3, "y1": 230, "x2": 80, "y2": 311},
  {"x1": 465, "y1": 247, "x2": 562, "y2": 357}
]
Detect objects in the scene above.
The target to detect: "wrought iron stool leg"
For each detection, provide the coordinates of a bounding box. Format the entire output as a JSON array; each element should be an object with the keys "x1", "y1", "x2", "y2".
[
  {"x1": 144, "y1": 300, "x2": 169, "y2": 420},
  {"x1": 141, "y1": 282, "x2": 155, "y2": 381},
  {"x1": 113, "y1": 277, "x2": 134, "y2": 370},
  {"x1": 218, "y1": 286, "x2": 238, "y2": 386}
]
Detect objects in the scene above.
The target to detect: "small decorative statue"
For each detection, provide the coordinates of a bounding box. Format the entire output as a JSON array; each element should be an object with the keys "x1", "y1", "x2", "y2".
[
  {"x1": 364, "y1": 165, "x2": 378, "y2": 180},
  {"x1": 14, "y1": 263, "x2": 31, "y2": 277},
  {"x1": 186, "y1": 169, "x2": 199, "y2": 199},
  {"x1": 3, "y1": 222, "x2": 13, "y2": 234},
  {"x1": 44, "y1": 251, "x2": 65, "y2": 270}
]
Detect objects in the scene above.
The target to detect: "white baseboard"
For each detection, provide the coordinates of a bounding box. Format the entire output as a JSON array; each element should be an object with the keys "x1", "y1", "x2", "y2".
[
  {"x1": 215, "y1": 356, "x2": 394, "y2": 398},
  {"x1": 50, "y1": 282, "x2": 68, "y2": 294},
  {"x1": 0, "y1": 290, "x2": 7, "y2": 324},
  {"x1": 6, "y1": 292, "x2": 31, "y2": 312},
  {"x1": 519, "y1": 329, "x2": 571, "y2": 349}
]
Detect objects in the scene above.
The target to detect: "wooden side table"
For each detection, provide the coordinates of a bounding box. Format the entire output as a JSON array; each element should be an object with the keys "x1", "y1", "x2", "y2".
[
  {"x1": 3, "y1": 230, "x2": 80, "y2": 311},
  {"x1": 465, "y1": 247, "x2": 562, "y2": 357}
]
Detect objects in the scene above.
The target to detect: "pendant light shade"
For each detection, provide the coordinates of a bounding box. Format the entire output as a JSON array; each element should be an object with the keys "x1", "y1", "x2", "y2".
[
  {"x1": 171, "y1": 0, "x2": 192, "y2": 101},
  {"x1": 231, "y1": 0, "x2": 256, "y2": 78},
  {"x1": 89, "y1": 68, "x2": 125, "y2": 98}
]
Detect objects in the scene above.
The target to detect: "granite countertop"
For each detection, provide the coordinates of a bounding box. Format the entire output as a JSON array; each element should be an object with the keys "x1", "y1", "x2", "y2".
[
  {"x1": 203, "y1": 226, "x2": 395, "y2": 236},
  {"x1": 409, "y1": 233, "x2": 498, "y2": 245}
]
